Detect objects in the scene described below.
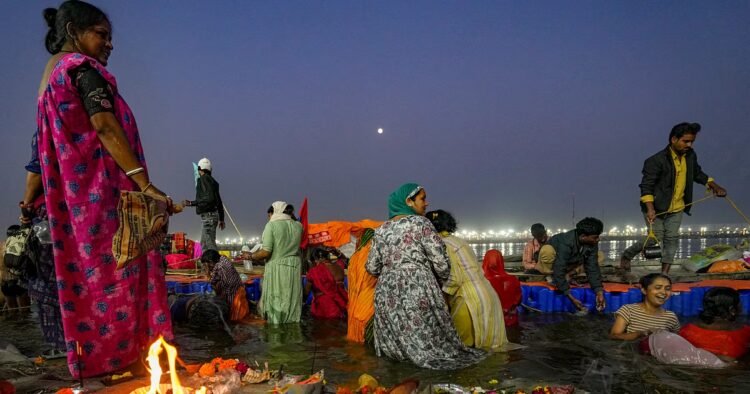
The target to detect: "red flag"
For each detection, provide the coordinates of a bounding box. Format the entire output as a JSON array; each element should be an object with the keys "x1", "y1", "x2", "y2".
[{"x1": 299, "y1": 197, "x2": 309, "y2": 248}]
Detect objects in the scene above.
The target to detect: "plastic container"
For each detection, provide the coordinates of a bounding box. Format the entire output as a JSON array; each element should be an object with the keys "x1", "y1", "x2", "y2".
[
  {"x1": 740, "y1": 291, "x2": 750, "y2": 315},
  {"x1": 671, "y1": 292, "x2": 683, "y2": 315},
  {"x1": 540, "y1": 289, "x2": 552, "y2": 312}
]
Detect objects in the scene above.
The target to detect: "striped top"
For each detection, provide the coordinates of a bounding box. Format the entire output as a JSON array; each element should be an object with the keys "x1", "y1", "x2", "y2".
[
  {"x1": 210, "y1": 256, "x2": 243, "y2": 305},
  {"x1": 615, "y1": 303, "x2": 680, "y2": 333},
  {"x1": 442, "y1": 234, "x2": 508, "y2": 348}
]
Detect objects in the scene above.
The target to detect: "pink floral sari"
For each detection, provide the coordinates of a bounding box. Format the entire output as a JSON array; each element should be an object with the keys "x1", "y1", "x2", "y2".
[{"x1": 37, "y1": 53, "x2": 172, "y2": 378}]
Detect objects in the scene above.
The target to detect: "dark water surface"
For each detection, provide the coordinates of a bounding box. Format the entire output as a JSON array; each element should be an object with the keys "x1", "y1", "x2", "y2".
[
  {"x1": 470, "y1": 236, "x2": 747, "y2": 262},
  {"x1": 3, "y1": 309, "x2": 749, "y2": 393}
]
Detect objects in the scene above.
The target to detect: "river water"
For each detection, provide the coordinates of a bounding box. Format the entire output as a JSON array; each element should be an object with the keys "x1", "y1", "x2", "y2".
[
  {"x1": 3, "y1": 307, "x2": 749, "y2": 393},
  {"x1": 2, "y1": 235, "x2": 749, "y2": 392},
  {"x1": 469, "y1": 236, "x2": 748, "y2": 262}
]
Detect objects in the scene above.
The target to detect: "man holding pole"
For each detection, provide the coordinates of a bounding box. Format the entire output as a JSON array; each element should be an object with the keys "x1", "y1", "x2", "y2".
[
  {"x1": 620, "y1": 122, "x2": 726, "y2": 274},
  {"x1": 182, "y1": 158, "x2": 225, "y2": 251}
]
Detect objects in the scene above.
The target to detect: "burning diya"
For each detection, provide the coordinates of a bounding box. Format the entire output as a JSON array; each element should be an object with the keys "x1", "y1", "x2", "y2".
[{"x1": 130, "y1": 336, "x2": 207, "y2": 394}]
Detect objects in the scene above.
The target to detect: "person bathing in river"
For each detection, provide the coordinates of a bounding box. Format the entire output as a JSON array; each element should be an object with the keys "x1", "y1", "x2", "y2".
[
  {"x1": 678, "y1": 287, "x2": 750, "y2": 361},
  {"x1": 427, "y1": 210, "x2": 508, "y2": 349},
  {"x1": 642, "y1": 287, "x2": 748, "y2": 368},
  {"x1": 537, "y1": 217, "x2": 606, "y2": 312},
  {"x1": 201, "y1": 249, "x2": 248, "y2": 321},
  {"x1": 304, "y1": 248, "x2": 348, "y2": 319},
  {"x1": 610, "y1": 273, "x2": 679, "y2": 340}
]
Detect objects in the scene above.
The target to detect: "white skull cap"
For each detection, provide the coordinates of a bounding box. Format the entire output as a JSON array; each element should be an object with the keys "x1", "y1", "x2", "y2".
[{"x1": 198, "y1": 158, "x2": 211, "y2": 171}]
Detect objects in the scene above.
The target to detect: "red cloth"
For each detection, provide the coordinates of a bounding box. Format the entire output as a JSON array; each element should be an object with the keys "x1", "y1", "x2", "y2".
[
  {"x1": 482, "y1": 249, "x2": 521, "y2": 326},
  {"x1": 165, "y1": 254, "x2": 195, "y2": 269},
  {"x1": 299, "y1": 197, "x2": 309, "y2": 248},
  {"x1": 679, "y1": 323, "x2": 750, "y2": 359},
  {"x1": 307, "y1": 264, "x2": 348, "y2": 319}
]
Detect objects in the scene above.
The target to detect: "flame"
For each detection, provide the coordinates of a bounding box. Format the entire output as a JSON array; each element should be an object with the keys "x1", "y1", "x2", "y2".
[{"x1": 145, "y1": 336, "x2": 206, "y2": 394}]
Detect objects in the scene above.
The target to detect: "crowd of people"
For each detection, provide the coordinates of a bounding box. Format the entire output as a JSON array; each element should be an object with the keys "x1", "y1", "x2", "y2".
[{"x1": 1, "y1": 0, "x2": 747, "y2": 381}]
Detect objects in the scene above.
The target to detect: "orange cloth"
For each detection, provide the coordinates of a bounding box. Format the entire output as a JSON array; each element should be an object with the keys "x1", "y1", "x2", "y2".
[
  {"x1": 230, "y1": 287, "x2": 249, "y2": 321},
  {"x1": 679, "y1": 323, "x2": 750, "y2": 359},
  {"x1": 707, "y1": 260, "x2": 749, "y2": 273},
  {"x1": 346, "y1": 241, "x2": 377, "y2": 343},
  {"x1": 307, "y1": 220, "x2": 382, "y2": 248}
]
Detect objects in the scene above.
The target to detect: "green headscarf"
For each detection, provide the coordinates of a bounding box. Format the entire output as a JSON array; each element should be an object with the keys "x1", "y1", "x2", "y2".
[{"x1": 388, "y1": 183, "x2": 422, "y2": 218}]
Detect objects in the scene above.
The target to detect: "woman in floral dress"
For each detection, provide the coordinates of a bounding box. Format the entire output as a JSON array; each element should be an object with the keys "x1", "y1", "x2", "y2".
[{"x1": 365, "y1": 183, "x2": 486, "y2": 369}]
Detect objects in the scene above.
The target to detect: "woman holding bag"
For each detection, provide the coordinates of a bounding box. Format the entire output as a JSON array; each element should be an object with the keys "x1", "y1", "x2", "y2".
[{"x1": 20, "y1": 0, "x2": 173, "y2": 377}]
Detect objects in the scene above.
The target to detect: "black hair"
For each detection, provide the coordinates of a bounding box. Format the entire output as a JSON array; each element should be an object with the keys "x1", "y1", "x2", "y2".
[
  {"x1": 426, "y1": 210, "x2": 457, "y2": 234},
  {"x1": 531, "y1": 223, "x2": 546, "y2": 238},
  {"x1": 44, "y1": 0, "x2": 110, "y2": 54},
  {"x1": 6, "y1": 225, "x2": 21, "y2": 237},
  {"x1": 267, "y1": 203, "x2": 297, "y2": 220},
  {"x1": 311, "y1": 248, "x2": 328, "y2": 262},
  {"x1": 699, "y1": 287, "x2": 740, "y2": 324},
  {"x1": 187, "y1": 296, "x2": 229, "y2": 329},
  {"x1": 639, "y1": 272, "x2": 672, "y2": 289},
  {"x1": 575, "y1": 217, "x2": 604, "y2": 236},
  {"x1": 200, "y1": 249, "x2": 220, "y2": 264},
  {"x1": 669, "y1": 122, "x2": 701, "y2": 142}
]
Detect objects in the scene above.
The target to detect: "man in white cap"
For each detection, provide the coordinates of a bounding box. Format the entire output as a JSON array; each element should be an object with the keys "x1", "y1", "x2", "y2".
[{"x1": 182, "y1": 158, "x2": 224, "y2": 251}]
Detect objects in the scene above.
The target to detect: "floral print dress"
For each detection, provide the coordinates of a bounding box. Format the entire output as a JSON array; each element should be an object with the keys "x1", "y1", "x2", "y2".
[{"x1": 365, "y1": 215, "x2": 486, "y2": 369}]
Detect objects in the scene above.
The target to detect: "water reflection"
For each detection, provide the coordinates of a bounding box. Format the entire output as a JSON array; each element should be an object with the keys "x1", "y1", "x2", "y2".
[
  {"x1": 469, "y1": 236, "x2": 745, "y2": 262},
  {"x1": 2, "y1": 302, "x2": 749, "y2": 392}
]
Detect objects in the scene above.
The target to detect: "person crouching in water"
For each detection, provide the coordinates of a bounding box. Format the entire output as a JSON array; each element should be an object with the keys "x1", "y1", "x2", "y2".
[
  {"x1": 537, "y1": 217, "x2": 607, "y2": 312},
  {"x1": 201, "y1": 249, "x2": 249, "y2": 321},
  {"x1": 304, "y1": 248, "x2": 348, "y2": 319},
  {"x1": 427, "y1": 210, "x2": 508, "y2": 349},
  {"x1": 610, "y1": 273, "x2": 680, "y2": 340}
]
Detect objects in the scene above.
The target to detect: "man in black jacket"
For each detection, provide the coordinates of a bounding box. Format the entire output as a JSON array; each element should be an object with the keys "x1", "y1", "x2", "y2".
[
  {"x1": 538, "y1": 217, "x2": 606, "y2": 312},
  {"x1": 621, "y1": 122, "x2": 726, "y2": 274},
  {"x1": 182, "y1": 158, "x2": 225, "y2": 251}
]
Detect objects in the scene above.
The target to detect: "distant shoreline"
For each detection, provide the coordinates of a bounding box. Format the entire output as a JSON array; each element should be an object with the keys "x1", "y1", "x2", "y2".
[{"x1": 465, "y1": 233, "x2": 748, "y2": 244}]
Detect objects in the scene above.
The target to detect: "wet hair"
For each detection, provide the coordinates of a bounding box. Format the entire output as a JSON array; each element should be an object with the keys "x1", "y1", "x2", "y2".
[
  {"x1": 669, "y1": 122, "x2": 701, "y2": 142},
  {"x1": 426, "y1": 210, "x2": 457, "y2": 233},
  {"x1": 639, "y1": 273, "x2": 672, "y2": 290},
  {"x1": 575, "y1": 217, "x2": 604, "y2": 236},
  {"x1": 200, "y1": 249, "x2": 220, "y2": 264},
  {"x1": 699, "y1": 287, "x2": 740, "y2": 324},
  {"x1": 6, "y1": 225, "x2": 21, "y2": 237},
  {"x1": 44, "y1": 0, "x2": 110, "y2": 54},
  {"x1": 531, "y1": 223, "x2": 546, "y2": 238},
  {"x1": 187, "y1": 296, "x2": 229, "y2": 328}
]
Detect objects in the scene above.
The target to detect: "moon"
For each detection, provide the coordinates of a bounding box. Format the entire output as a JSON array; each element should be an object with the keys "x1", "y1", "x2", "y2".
[{"x1": 377, "y1": 128, "x2": 384, "y2": 134}]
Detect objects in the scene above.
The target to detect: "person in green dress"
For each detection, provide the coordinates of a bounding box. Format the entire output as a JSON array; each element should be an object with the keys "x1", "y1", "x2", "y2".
[{"x1": 250, "y1": 201, "x2": 304, "y2": 324}]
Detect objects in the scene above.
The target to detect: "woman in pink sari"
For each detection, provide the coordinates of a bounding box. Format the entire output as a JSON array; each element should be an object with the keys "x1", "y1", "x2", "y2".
[
  {"x1": 305, "y1": 249, "x2": 348, "y2": 319},
  {"x1": 23, "y1": 1, "x2": 173, "y2": 377}
]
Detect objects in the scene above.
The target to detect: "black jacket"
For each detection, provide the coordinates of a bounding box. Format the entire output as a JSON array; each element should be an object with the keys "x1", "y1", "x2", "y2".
[
  {"x1": 639, "y1": 146, "x2": 709, "y2": 215},
  {"x1": 549, "y1": 229, "x2": 603, "y2": 293},
  {"x1": 191, "y1": 173, "x2": 225, "y2": 221}
]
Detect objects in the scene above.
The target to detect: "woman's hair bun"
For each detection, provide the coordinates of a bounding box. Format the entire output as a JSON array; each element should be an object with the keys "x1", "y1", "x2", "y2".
[{"x1": 43, "y1": 8, "x2": 58, "y2": 28}]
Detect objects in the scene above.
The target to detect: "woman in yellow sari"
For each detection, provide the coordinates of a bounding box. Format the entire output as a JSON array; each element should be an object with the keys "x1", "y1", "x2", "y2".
[{"x1": 427, "y1": 210, "x2": 508, "y2": 349}]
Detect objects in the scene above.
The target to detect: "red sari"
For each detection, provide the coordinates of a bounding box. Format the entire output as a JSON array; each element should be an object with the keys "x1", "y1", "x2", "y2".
[
  {"x1": 679, "y1": 323, "x2": 750, "y2": 359},
  {"x1": 482, "y1": 250, "x2": 521, "y2": 326},
  {"x1": 307, "y1": 264, "x2": 348, "y2": 319}
]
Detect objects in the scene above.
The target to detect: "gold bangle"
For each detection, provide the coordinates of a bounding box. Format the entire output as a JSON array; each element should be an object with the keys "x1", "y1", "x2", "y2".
[{"x1": 141, "y1": 182, "x2": 154, "y2": 193}]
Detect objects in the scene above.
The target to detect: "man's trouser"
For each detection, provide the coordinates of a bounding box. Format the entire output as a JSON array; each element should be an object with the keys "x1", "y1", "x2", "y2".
[
  {"x1": 200, "y1": 211, "x2": 219, "y2": 251},
  {"x1": 621, "y1": 212, "x2": 683, "y2": 265}
]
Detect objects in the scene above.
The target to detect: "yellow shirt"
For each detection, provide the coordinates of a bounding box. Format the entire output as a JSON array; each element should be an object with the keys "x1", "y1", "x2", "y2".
[{"x1": 640, "y1": 148, "x2": 713, "y2": 213}]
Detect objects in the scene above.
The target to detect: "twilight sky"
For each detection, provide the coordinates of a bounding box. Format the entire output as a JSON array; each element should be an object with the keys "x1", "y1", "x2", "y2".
[{"x1": 2, "y1": 1, "x2": 749, "y2": 240}]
